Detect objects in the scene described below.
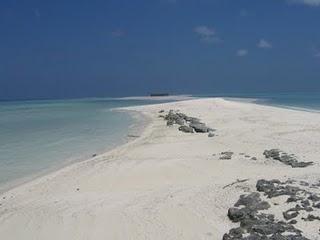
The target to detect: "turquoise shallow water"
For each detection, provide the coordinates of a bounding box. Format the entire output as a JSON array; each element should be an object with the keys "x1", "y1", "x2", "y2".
[{"x1": 0, "y1": 98, "x2": 170, "y2": 191}]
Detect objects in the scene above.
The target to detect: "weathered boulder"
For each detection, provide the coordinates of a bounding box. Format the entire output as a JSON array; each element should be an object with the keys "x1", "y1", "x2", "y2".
[
  {"x1": 208, "y1": 132, "x2": 215, "y2": 137},
  {"x1": 263, "y1": 149, "x2": 313, "y2": 168},
  {"x1": 178, "y1": 126, "x2": 194, "y2": 133},
  {"x1": 189, "y1": 123, "x2": 210, "y2": 133}
]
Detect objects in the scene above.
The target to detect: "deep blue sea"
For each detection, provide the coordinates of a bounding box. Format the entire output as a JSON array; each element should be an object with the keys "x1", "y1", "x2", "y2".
[{"x1": 0, "y1": 93, "x2": 319, "y2": 191}]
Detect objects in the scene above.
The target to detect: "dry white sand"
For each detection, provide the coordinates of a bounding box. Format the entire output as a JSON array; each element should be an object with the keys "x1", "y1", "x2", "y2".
[{"x1": 0, "y1": 98, "x2": 319, "y2": 240}]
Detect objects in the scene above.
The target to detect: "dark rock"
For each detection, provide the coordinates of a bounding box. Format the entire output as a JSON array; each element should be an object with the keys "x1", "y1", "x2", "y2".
[
  {"x1": 208, "y1": 132, "x2": 215, "y2": 137},
  {"x1": 159, "y1": 110, "x2": 165, "y2": 113},
  {"x1": 263, "y1": 149, "x2": 313, "y2": 168},
  {"x1": 228, "y1": 207, "x2": 250, "y2": 222},
  {"x1": 283, "y1": 210, "x2": 299, "y2": 220},
  {"x1": 302, "y1": 214, "x2": 320, "y2": 221},
  {"x1": 178, "y1": 126, "x2": 194, "y2": 133},
  {"x1": 234, "y1": 193, "x2": 270, "y2": 211},
  {"x1": 308, "y1": 194, "x2": 320, "y2": 202},
  {"x1": 313, "y1": 202, "x2": 320, "y2": 208},
  {"x1": 301, "y1": 200, "x2": 310, "y2": 207},
  {"x1": 220, "y1": 151, "x2": 234, "y2": 160},
  {"x1": 289, "y1": 220, "x2": 297, "y2": 224},
  {"x1": 256, "y1": 179, "x2": 304, "y2": 198},
  {"x1": 189, "y1": 123, "x2": 210, "y2": 133},
  {"x1": 92, "y1": 154, "x2": 97, "y2": 157},
  {"x1": 223, "y1": 179, "x2": 312, "y2": 240},
  {"x1": 167, "y1": 119, "x2": 174, "y2": 126},
  {"x1": 175, "y1": 118, "x2": 185, "y2": 126}
]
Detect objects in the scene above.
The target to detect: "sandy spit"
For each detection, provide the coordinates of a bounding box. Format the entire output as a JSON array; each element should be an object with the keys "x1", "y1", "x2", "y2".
[{"x1": 0, "y1": 98, "x2": 319, "y2": 240}]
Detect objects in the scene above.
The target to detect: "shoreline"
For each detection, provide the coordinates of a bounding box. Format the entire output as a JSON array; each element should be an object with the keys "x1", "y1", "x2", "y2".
[
  {"x1": 0, "y1": 97, "x2": 320, "y2": 239},
  {"x1": 0, "y1": 109, "x2": 151, "y2": 195},
  {"x1": 1, "y1": 97, "x2": 319, "y2": 194}
]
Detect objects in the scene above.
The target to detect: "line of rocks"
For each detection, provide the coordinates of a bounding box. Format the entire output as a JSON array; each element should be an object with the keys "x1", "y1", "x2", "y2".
[
  {"x1": 224, "y1": 179, "x2": 320, "y2": 239},
  {"x1": 263, "y1": 149, "x2": 313, "y2": 168},
  {"x1": 159, "y1": 110, "x2": 215, "y2": 137}
]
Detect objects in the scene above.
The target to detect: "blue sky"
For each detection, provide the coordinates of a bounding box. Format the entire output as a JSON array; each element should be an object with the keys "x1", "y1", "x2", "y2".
[{"x1": 1, "y1": 0, "x2": 320, "y2": 100}]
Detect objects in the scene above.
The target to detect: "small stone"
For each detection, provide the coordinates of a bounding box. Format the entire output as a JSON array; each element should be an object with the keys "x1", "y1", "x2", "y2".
[
  {"x1": 283, "y1": 210, "x2": 299, "y2": 220},
  {"x1": 289, "y1": 220, "x2": 297, "y2": 224},
  {"x1": 208, "y1": 132, "x2": 215, "y2": 137}
]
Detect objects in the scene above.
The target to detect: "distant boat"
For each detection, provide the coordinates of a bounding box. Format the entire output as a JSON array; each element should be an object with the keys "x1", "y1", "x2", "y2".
[{"x1": 150, "y1": 93, "x2": 169, "y2": 97}]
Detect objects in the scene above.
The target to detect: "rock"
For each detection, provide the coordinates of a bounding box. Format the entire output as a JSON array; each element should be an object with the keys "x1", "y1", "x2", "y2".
[
  {"x1": 175, "y1": 118, "x2": 185, "y2": 126},
  {"x1": 228, "y1": 207, "x2": 250, "y2": 222},
  {"x1": 234, "y1": 192, "x2": 270, "y2": 211},
  {"x1": 256, "y1": 179, "x2": 304, "y2": 198},
  {"x1": 189, "y1": 123, "x2": 210, "y2": 133},
  {"x1": 178, "y1": 126, "x2": 194, "y2": 133},
  {"x1": 92, "y1": 154, "x2": 97, "y2": 157},
  {"x1": 220, "y1": 151, "x2": 234, "y2": 160},
  {"x1": 301, "y1": 200, "x2": 310, "y2": 207},
  {"x1": 313, "y1": 202, "x2": 320, "y2": 208},
  {"x1": 162, "y1": 110, "x2": 214, "y2": 135},
  {"x1": 308, "y1": 194, "x2": 320, "y2": 202},
  {"x1": 289, "y1": 220, "x2": 297, "y2": 224},
  {"x1": 283, "y1": 210, "x2": 299, "y2": 220},
  {"x1": 302, "y1": 214, "x2": 320, "y2": 221},
  {"x1": 158, "y1": 110, "x2": 165, "y2": 113},
  {"x1": 251, "y1": 157, "x2": 257, "y2": 160},
  {"x1": 223, "y1": 179, "x2": 311, "y2": 240},
  {"x1": 167, "y1": 119, "x2": 174, "y2": 126},
  {"x1": 208, "y1": 132, "x2": 215, "y2": 137},
  {"x1": 263, "y1": 149, "x2": 313, "y2": 168}
]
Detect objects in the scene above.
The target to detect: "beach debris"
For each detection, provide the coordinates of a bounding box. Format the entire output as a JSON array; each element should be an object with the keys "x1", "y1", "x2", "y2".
[
  {"x1": 219, "y1": 151, "x2": 233, "y2": 160},
  {"x1": 263, "y1": 149, "x2": 313, "y2": 168},
  {"x1": 222, "y1": 178, "x2": 320, "y2": 239},
  {"x1": 223, "y1": 179, "x2": 249, "y2": 189},
  {"x1": 163, "y1": 110, "x2": 214, "y2": 134}
]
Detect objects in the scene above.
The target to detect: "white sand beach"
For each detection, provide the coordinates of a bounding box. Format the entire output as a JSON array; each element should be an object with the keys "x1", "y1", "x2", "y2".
[{"x1": 0, "y1": 98, "x2": 319, "y2": 239}]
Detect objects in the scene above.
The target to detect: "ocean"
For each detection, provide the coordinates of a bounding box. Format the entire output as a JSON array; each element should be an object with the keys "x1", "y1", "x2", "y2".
[
  {"x1": 0, "y1": 98, "x2": 171, "y2": 192},
  {"x1": 1, "y1": 93, "x2": 320, "y2": 192}
]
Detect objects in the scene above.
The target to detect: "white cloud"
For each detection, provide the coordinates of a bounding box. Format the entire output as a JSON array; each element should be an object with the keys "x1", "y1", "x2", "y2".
[
  {"x1": 111, "y1": 29, "x2": 126, "y2": 37},
  {"x1": 257, "y1": 39, "x2": 272, "y2": 49},
  {"x1": 287, "y1": 0, "x2": 320, "y2": 6},
  {"x1": 236, "y1": 49, "x2": 248, "y2": 57},
  {"x1": 194, "y1": 26, "x2": 220, "y2": 43}
]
